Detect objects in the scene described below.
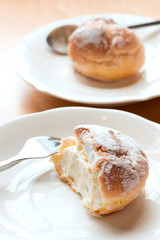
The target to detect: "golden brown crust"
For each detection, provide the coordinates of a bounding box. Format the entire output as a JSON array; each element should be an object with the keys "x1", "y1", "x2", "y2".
[
  {"x1": 75, "y1": 125, "x2": 149, "y2": 198},
  {"x1": 68, "y1": 18, "x2": 145, "y2": 81}
]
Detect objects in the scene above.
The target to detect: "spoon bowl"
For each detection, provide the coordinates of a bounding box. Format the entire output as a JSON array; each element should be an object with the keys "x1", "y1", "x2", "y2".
[{"x1": 47, "y1": 25, "x2": 77, "y2": 55}]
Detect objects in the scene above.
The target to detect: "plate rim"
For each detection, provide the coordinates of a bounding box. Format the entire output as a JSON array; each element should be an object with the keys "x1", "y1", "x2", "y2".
[{"x1": 0, "y1": 106, "x2": 159, "y2": 129}]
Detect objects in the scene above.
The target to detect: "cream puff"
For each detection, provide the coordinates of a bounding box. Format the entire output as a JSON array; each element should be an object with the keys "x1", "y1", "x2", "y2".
[
  {"x1": 68, "y1": 18, "x2": 145, "y2": 81},
  {"x1": 50, "y1": 125, "x2": 149, "y2": 215}
]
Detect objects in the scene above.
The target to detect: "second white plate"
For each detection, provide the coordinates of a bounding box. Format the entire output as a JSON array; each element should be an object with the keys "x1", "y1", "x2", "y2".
[
  {"x1": 0, "y1": 107, "x2": 160, "y2": 239},
  {"x1": 14, "y1": 14, "x2": 160, "y2": 105}
]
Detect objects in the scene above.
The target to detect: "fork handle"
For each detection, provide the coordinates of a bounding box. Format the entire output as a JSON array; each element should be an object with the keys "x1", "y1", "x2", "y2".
[
  {"x1": 0, "y1": 153, "x2": 55, "y2": 172},
  {"x1": 0, "y1": 158, "x2": 26, "y2": 172}
]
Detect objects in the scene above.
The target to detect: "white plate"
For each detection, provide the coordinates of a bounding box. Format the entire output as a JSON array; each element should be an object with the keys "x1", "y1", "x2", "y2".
[
  {"x1": 14, "y1": 14, "x2": 160, "y2": 106},
  {"x1": 0, "y1": 107, "x2": 160, "y2": 240}
]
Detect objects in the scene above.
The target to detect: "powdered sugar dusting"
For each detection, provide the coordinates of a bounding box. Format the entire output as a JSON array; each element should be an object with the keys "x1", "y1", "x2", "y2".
[
  {"x1": 70, "y1": 18, "x2": 109, "y2": 48},
  {"x1": 75, "y1": 124, "x2": 148, "y2": 194},
  {"x1": 70, "y1": 18, "x2": 136, "y2": 51}
]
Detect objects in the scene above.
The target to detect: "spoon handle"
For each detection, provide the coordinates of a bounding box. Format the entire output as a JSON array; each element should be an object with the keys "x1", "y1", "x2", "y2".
[{"x1": 128, "y1": 20, "x2": 160, "y2": 29}]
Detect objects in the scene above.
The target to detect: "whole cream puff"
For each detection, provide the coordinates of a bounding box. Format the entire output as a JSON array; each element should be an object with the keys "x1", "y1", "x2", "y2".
[{"x1": 68, "y1": 18, "x2": 145, "y2": 81}]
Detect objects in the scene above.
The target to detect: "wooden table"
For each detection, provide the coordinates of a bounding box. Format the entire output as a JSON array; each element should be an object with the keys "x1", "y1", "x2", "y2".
[{"x1": 0, "y1": 0, "x2": 160, "y2": 124}]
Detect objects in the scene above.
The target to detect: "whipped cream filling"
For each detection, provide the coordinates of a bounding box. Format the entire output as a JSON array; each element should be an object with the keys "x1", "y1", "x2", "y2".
[{"x1": 58, "y1": 144, "x2": 103, "y2": 211}]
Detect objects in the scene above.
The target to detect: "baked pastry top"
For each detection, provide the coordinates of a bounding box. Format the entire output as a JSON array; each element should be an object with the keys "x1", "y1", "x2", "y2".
[
  {"x1": 50, "y1": 125, "x2": 149, "y2": 215},
  {"x1": 68, "y1": 18, "x2": 145, "y2": 81}
]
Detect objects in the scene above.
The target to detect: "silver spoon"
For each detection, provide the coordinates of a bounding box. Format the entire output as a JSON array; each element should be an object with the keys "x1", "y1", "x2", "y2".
[
  {"x1": 47, "y1": 20, "x2": 160, "y2": 55},
  {"x1": 47, "y1": 25, "x2": 77, "y2": 55},
  {"x1": 0, "y1": 136, "x2": 61, "y2": 172}
]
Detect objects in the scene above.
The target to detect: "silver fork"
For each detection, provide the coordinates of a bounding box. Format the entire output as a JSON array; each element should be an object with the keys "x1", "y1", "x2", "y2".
[{"x1": 0, "y1": 136, "x2": 61, "y2": 172}]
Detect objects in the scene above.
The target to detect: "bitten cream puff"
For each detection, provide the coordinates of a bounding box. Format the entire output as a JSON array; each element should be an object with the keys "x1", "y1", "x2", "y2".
[
  {"x1": 50, "y1": 125, "x2": 149, "y2": 215},
  {"x1": 68, "y1": 18, "x2": 145, "y2": 81}
]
